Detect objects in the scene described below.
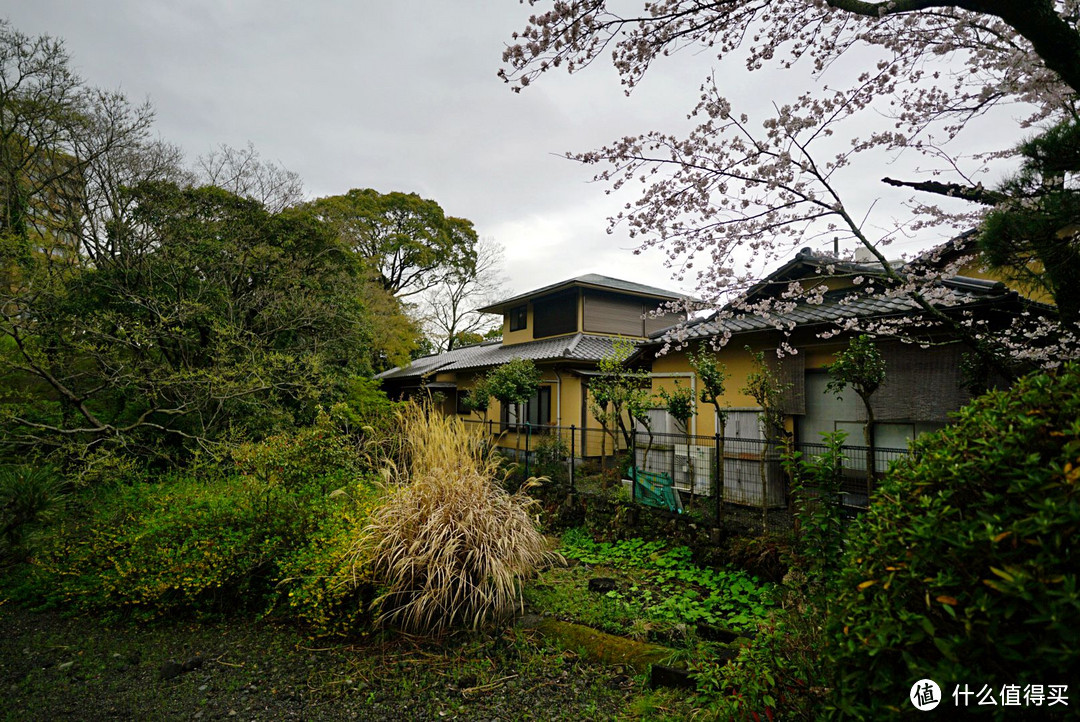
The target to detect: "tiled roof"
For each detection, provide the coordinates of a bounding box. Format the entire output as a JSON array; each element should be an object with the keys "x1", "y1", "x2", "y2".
[
  {"x1": 653, "y1": 276, "x2": 1014, "y2": 342},
  {"x1": 376, "y1": 334, "x2": 624, "y2": 382},
  {"x1": 375, "y1": 340, "x2": 500, "y2": 381},
  {"x1": 478, "y1": 274, "x2": 687, "y2": 313}
]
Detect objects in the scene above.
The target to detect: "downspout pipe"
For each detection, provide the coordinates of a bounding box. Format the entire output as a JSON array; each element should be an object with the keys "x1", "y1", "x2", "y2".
[{"x1": 551, "y1": 369, "x2": 563, "y2": 427}]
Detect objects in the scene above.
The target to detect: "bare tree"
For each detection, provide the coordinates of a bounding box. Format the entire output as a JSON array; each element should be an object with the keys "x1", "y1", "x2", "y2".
[
  {"x1": 419, "y1": 237, "x2": 505, "y2": 351},
  {"x1": 197, "y1": 142, "x2": 304, "y2": 213}
]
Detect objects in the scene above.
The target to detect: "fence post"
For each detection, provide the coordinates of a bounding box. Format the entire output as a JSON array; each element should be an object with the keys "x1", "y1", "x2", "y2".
[
  {"x1": 630, "y1": 425, "x2": 637, "y2": 504},
  {"x1": 488, "y1": 418, "x2": 493, "y2": 438},
  {"x1": 569, "y1": 425, "x2": 576, "y2": 496},
  {"x1": 524, "y1": 422, "x2": 531, "y2": 478},
  {"x1": 713, "y1": 432, "x2": 722, "y2": 540}
]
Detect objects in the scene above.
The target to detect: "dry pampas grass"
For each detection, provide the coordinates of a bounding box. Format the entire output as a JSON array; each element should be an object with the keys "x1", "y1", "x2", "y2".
[{"x1": 356, "y1": 402, "x2": 558, "y2": 635}]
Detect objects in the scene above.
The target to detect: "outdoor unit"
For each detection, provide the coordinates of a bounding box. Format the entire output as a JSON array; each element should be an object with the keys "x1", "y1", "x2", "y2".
[{"x1": 674, "y1": 444, "x2": 714, "y2": 496}]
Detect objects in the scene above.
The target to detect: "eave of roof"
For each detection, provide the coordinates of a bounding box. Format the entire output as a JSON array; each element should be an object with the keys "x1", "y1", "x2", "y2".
[
  {"x1": 376, "y1": 333, "x2": 628, "y2": 382},
  {"x1": 477, "y1": 274, "x2": 688, "y2": 314},
  {"x1": 644, "y1": 282, "x2": 1020, "y2": 346}
]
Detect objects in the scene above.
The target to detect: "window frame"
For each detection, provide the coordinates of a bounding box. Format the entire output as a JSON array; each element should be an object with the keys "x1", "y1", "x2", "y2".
[
  {"x1": 500, "y1": 386, "x2": 551, "y2": 431},
  {"x1": 509, "y1": 305, "x2": 528, "y2": 332}
]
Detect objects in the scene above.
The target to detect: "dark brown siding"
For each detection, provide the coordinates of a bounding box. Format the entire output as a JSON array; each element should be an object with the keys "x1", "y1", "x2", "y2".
[
  {"x1": 534, "y1": 291, "x2": 578, "y2": 338},
  {"x1": 770, "y1": 352, "x2": 806, "y2": 415},
  {"x1": 643, "y1": 300, "x2": 682, "y2": 336},
  {"x1": 583, "y1": 291, "x2": 647, "y2": 336}
]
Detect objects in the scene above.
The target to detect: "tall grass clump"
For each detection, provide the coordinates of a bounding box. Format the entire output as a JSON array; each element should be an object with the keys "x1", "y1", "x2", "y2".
[
  {"x1": 0, "y1": 465, "x2": 68, "y2": 560},
  {"x1": 358, "y1": 402, "x2": 557, "y2": 635}
]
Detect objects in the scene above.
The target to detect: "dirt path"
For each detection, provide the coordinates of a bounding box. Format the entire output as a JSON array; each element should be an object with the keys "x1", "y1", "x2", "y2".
[{"x1": 0, "y1": 604, "x2": 642, "y2": 721}]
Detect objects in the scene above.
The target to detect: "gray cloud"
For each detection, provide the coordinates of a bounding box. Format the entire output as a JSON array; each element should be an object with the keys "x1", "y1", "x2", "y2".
[{"x1": 3, "y1": 1, "x2": 1006, "y2": 300}]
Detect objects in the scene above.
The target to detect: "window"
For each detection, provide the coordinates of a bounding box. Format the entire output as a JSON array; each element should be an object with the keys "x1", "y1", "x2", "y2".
[
  {"x1": 721, "y1": 409, "x2": 763, "y2": 440},
  {"x1": 509, "y1": 305, "x2": 527, "y2": 332},
  {"x1": 634, "y1": 408, "x2": 678, "y2": 436},
  {"x1": 501, "y1": 386, "x2": 551, "y2": 430},
  {"x1": 456, "y1": 389, "x2": 471, "y2": 415}
]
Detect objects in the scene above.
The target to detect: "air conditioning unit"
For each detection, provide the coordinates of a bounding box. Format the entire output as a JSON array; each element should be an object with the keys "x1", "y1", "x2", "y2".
[{"x1": 674, "y1": 444, "x2": 714, "y2": 495}]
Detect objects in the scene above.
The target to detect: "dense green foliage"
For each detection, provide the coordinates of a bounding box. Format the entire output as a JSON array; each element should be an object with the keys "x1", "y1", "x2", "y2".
[
  {"x1": 980, "y1": 119, "x2": 1080, "y2": 323},
  {"x1": 826, "y1": 363, "x2": 1080, "y2": 718},
  {"x1": 301, "y1": 188, "x2": 478, "y2": 299},
  {"x1": 2, "y1": 182, "x2": 395, "y2": 461},
  {"x1": 824, "y1": 335, "x2": 885, "y2": 405},
  {"x1": 5, "y1": 468, "x2": 381, "y2": 627},
  {"x1": 484, "y1": 357, "x2": 543, "y2": 412},
  {"x1": 694, "y1": 364, "x2": 1080, "y2": 720},
  {"x1": 0, "y1": 465, "x2": 67, "y2": 559},
  {"x1": 0, "y1": 23, "x2": 469, "y2": 468}
]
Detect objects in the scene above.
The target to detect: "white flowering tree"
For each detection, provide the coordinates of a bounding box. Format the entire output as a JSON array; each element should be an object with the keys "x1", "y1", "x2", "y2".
[{"x1": 500, "y1": 1, "x2": 1080, "y2": 373}]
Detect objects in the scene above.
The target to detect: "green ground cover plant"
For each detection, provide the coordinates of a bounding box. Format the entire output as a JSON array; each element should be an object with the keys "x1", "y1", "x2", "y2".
[{"x1": 533, "y1": 529, "x2": 777, "y2": 637}]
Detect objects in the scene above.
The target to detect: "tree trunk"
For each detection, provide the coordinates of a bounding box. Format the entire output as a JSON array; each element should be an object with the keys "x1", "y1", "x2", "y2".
[{"x1": 599, "y1": 420, "x2": 607, "y2": 474}]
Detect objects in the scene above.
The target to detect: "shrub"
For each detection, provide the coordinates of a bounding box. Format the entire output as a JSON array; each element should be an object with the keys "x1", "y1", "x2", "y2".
[
  {"x1": 271, "y1": 479, "x2": 382, "y2": 634},
  {"x1": 10, "y1": 472, "x2": 382, "y2": 623},
  {"x1": 825, "y1": 364, "x2": 1080, "y2": 718},
  {"x1": 231, "y1": 407, "x2": 360, "y2": 489},
  {"x1": 359, "y1": 402, "x2": 558, "y2": 635},
  {"x1": 0, "y1": 465, "x2": 67, "y2": 559}
]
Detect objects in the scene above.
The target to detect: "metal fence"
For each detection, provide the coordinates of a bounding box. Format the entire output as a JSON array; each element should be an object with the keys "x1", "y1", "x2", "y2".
[{"x1": 460, "y1": 419, "x2": 910, "y2": 519}]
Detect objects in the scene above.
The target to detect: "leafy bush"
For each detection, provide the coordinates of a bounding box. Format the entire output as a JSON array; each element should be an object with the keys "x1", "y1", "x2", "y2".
[
  {"x1": 359, "y1": 402, "x2": 557, "y2": 635},
  {"x1": 231, "y1": 407, "x2": 360, "y2": 489},
  {"x1": 784, "y1": 431, "x2": 848, "y2": 584},
  {"x1": 531, "y1": 434, "x2": 570, "y2": 501},
  {"x1": 823, "y1": 363, "x2": 1080, "y2": 718},
  {"x1": 0, "y1": 466, "x2": 67, "y2": 559},
  {"x1": 10, "y1": 472, "x2": 381, "y2": 623},
  {"x1": 692, "y1": 617, "x2": 824, "y2": 722},
  {"x1": 272, "y1": 480, "x2": 382, "y2": 634}
]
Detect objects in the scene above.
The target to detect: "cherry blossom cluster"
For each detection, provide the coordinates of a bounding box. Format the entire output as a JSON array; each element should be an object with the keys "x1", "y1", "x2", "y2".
[{"x1": 502, "y1": 1, "x2": 1080, "y2": 370}]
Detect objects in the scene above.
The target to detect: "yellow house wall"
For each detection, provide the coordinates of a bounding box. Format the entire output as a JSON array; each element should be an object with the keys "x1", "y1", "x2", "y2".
[
  {"x1": 649, "y1": 345, "x2": 760, "y2": 437},
  {"x1": 454, "y1": 364, "x2": 592, "y2": 451},
  {"x1": 957, "y1": 258, "x2": 1054, "y2": 305},
  {"x1": 646, "y1": 335, "x2": 851, "y2": 437},
  {"x1": 502, "y1": 305, "x2": 534, "y2": 345}
]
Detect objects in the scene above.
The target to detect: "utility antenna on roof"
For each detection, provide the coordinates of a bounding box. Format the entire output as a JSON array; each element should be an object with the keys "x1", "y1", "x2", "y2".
[{"x1": 833, "y1": 236, "x2": 839, "y2": 256}]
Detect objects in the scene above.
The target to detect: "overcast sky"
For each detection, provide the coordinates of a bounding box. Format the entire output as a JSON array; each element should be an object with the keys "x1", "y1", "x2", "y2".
[{"x1": 3, "y1": 1, "x2": 1010, "y2": 301}]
